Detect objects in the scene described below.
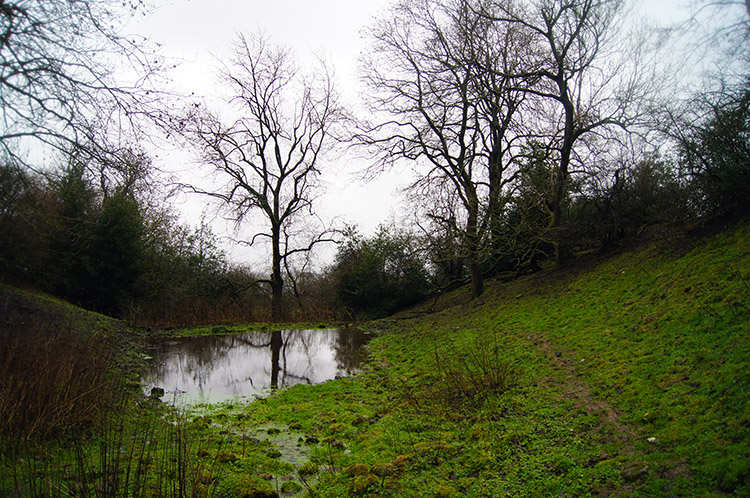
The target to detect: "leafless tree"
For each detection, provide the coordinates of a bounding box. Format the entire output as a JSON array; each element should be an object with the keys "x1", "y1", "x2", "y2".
[
  {"x1": 0, "y1": 0, "x2": 164, "y2": 171},
  {"x1": 181, "y1": 34, "x2": 344, "y2": 320},
  {"x1": 361, "y1": 0, "x2": 530, "y2": 297},
  {"x1": 482, "y1": 0, "x2": 653, "y2": 264},
  {"x1": 659, "y1": 2, "x2": 750, "y2": 216}
]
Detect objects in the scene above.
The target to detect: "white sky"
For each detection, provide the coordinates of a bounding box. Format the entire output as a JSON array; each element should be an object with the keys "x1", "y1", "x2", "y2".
[
  {"x1": 127, "y1": 0, "x2": 699, "y2": 269},
  {"x1": 132, "y1": 0, "x2": 391, "y2": 97}
]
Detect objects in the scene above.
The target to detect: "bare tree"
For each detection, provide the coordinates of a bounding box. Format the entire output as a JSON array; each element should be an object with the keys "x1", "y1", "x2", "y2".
[
  {"x1": 182, "y1": 34, "x2": 344, "y2": 320},
  {"x1": 361, "y1": 0, "x2": 529, "y2": 297},
  {"x1": 0, "y1": 0, "x2": 164, "y2": 171},
  {"x1": 483, "y1": 0, "x2": 652, "y2": 264}
]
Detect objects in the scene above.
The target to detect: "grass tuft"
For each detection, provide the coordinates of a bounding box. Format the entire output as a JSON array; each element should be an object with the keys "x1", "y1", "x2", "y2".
[{"x1": 429, "y1": 331, "x2": 520, "y2": 409}]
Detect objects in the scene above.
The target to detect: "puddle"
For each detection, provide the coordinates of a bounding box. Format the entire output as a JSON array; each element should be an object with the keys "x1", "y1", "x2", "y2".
[{"x1": 140, "y1": 328, "x2": 371, "y2": 404}]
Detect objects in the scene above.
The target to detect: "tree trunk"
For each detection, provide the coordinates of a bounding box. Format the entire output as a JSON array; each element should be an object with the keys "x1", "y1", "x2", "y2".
[
  {"x1": 488, "y1": 132, "x2": 504, "y2": 251},
  {"x1": 271, "y1": 226, "x2": 284, "y2": 321},
  {"x1": 466, "y1": 191, "x2": 485, "y2": 298},
  {"x1": 551, "y1": 78, "x2": 576, "y2": 266},
  {"x1": 469, "y1": 259, "x2": 484, "y2": 298}
]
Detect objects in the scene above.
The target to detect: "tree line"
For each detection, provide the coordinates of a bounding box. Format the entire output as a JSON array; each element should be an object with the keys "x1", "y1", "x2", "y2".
[{"x1": 0, "y1": 0, "x2": 748, "y2": 322}]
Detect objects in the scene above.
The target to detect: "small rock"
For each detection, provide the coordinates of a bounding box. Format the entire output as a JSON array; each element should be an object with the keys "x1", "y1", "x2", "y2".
[{"x1": 621, "y1": 463, "x2": 649, "y2": 482}]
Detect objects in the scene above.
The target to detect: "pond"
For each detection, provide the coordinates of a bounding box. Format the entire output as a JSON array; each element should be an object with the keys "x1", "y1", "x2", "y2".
[{"x1": 140, "y1": 328, "x2": 371, "y2": 404}]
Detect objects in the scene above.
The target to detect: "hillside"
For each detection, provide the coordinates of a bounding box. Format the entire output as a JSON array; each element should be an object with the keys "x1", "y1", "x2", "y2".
[
  {"x1": 235, "y1": 220, "x2": 749, "y2": 497},
  {"x1": 1, "y1": 221, "x2": 748, "y2": 497}
]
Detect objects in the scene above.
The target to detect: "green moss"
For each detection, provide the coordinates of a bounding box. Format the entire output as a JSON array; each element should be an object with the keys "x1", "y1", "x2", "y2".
[
  {"x1": 216, "y1": 452, "x2": 239, "y2": 463},
  {"x1": 298, "y1": 460, "x2": 319, "y2": 477},
  {"x1": 216, "y1": 475, "x2": 278, "y2": 498},
  {"x1": 435, "y1": 484, "x2": 458, "y2": 498},
  {"x1": 280, "y1": 480, "x2": 302, "y2": 493},
  {"x1": 266, "y1": 449, "x2": 282, "y2": 459},
  {"x1": 346, "y1": 473, "x2": 378, "y2": 495},
  {"x1": 343, "y1": 463, "x2": 370, "y2": 476}
]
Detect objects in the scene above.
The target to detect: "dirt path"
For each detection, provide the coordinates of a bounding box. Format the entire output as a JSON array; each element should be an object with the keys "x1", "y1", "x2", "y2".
[{"x1": 526, "y1": 331, "x2": 650, "y2": 493}]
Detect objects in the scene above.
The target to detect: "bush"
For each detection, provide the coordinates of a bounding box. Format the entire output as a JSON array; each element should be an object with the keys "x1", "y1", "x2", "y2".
[
  {"x1": 569, "y1": 156, "x2": 692, "y2": 250},
  {"x1": 679, "y1": 84, "x2": 750, "y2": 217},
  {"x1": 332, "y1": 225, "x2": 432, "y2": 319}
]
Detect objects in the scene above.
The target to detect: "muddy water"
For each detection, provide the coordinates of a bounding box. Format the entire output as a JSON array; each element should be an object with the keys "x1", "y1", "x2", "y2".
[{"x1": 140, "y1": 328, "x2": 371, "y2": 404}]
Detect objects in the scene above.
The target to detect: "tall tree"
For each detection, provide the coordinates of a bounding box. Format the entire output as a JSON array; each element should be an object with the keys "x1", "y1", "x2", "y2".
[
  {"x1": 362, "y1": 0, "x2": 528, "y2": 297},
  {"x1": 182, "y1": 34, "x2": 343, "y2": 320},
  {"x1": 484, "y1": 0, "x2": 650, "y2": 264},
  {"x1": 88, "y1": 188, "x2": 145, "y2": 317}
]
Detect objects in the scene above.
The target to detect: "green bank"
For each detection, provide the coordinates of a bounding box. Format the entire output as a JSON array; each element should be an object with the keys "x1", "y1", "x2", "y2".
[
  {"x1": 236, "y1": 222, "x2": 749, "y2": 497},
  {"x1": 2, "y1": 221, "x2": 749, "y2": 497}
]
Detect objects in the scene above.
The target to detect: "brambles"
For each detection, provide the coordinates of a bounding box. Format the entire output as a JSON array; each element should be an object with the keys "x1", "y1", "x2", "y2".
[{"x1": 0, "y1": 321, "x2": 116, "y2": 441}]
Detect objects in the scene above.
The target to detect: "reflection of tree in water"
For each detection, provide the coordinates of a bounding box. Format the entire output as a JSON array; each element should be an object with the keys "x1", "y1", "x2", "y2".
[
  {"x1": 140, "y1": 329, "x2": 371, "y2": 397},
  {"x1": 230, "y1": 330, "x2": 314, "y2": 389},
  {"x1": 333, "y1": 329, "x2": 370, "y2": 373},
  {"x1": 142, "y1": 335, "x2": 246, "y2": 390},
  {"x1": 271, "y1": 330, "x2": 283, "y2": 388}
]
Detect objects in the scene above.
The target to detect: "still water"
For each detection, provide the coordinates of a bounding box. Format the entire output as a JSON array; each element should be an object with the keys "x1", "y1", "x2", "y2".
[{"x1": 140, "y1": 328, "x2": 371, "y2": 404}]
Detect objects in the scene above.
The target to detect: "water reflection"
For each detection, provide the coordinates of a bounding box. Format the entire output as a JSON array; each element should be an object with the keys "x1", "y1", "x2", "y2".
[{"x1": 140, "y1": 328, "x2": 370, "y2": 404}]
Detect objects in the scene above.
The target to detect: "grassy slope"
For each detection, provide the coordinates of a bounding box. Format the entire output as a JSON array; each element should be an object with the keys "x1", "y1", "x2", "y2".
[
  {"x1": 227, "y1": 221, "x2": 749, "y2": 497},
  {"x1": 2, "y1": 221, "x2": 747, "y2": 497}
]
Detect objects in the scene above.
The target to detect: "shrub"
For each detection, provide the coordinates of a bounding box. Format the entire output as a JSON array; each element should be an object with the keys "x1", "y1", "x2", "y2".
[
  {"x1": 430, "y1": 332, "x2": 519, "y2": 408},
  {"x1": 332, "y1": 225, "x2": 432, "y2": 319},
  {"x1": 395, "y1": 331, "x2": 520, "y2": 413},
  {"x1": 679, "y1": 84, "x2": 750, "y2": 217},
  {"x1": 569, "y1": 156, "x2": 692, "y2": 250}
]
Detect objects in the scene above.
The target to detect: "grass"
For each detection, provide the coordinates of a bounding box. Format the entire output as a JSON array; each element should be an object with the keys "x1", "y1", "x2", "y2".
[
  {"x1": 225, "y1": 220, "x2": 748, "y2": 497},
  {"x1": 159, "y1": 322, "x2": 344, "y2": 338},
  {"x1": 1, "y1": 220, "x2": 748, "y2": 496}
]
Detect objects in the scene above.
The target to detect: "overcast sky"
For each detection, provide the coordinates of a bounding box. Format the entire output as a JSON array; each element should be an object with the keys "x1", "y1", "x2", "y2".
[
  {"x1": 132, "y1": 0, "x2": 392, "y2": 97},
  {"x1": 128, "y1": 0, "x2": 694, "y2": 268}
]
